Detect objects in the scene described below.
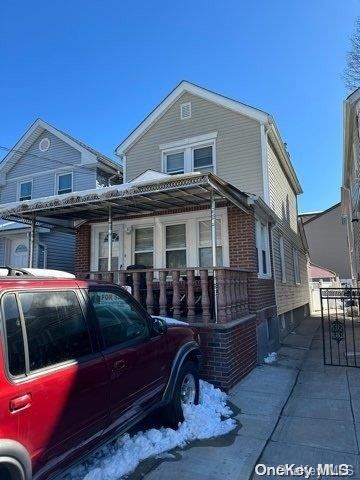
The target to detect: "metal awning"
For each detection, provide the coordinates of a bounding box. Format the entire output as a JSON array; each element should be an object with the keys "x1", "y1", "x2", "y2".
[{"x1": 0, "y1": 173, "x2": 250, "y2": 225}]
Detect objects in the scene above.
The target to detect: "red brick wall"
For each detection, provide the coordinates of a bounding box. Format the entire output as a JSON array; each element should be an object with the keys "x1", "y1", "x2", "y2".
[
  {"x1": 227, "y1": 205, "x2": 276, "y2": 314},
  {"x1": 75, "y1": 224, "x2": 91, "y2": 273},
  {"x1": 195, "y1": 316, "x2": 257, "y2": 390}
]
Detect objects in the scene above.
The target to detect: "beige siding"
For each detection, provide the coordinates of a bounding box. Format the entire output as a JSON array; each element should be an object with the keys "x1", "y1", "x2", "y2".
[
  {"x1": 125, "y1": 92, "x2": 264, "y2": 197},
  {"x1": 268, "y1": 140, "x2": 298, "y2": 232}
]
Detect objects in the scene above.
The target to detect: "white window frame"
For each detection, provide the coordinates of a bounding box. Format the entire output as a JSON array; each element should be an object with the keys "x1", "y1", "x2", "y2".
[
  {"x1": 160, "y1": 132, "x2": 217, "y2": 175},
  {"x1": 293, "y1": 248, "x2": 301, "y2": 284},
  {"x1": 164, "y1": 222, "x2": 188, "y2": 268},
  {"x1": 133, "y1": 226, "x2": 154, "y2": 267},
  {"x1": 18, "y1": 179, "x2": 33, "y2": 201},
  {"x1": 256, "y1": 218, "x2": 271, "y2": 279},
  {"x1": 197, "y1": 218, "x2": 224, "y2": 267},
  {"x1": 279, "y1": 236, "x2": 286, "y2": 283},
  {"x1": 56, "y1": 171, "x2": 73, "y2": 195}
]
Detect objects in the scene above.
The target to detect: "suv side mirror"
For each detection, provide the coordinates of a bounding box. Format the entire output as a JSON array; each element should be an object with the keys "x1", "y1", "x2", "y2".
[{"x1": 151, "y1": 316, "x2": 168, "y2": 335}]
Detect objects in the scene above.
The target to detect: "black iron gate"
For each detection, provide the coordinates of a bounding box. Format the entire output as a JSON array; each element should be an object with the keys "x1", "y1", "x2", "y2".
[{"x1": 321, "y1": 287, "x2": 360, "y2": 367}]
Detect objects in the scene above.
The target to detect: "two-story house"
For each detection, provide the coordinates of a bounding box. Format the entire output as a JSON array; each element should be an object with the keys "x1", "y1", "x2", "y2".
[
  {"x1": 0, "y1": 83, "x2": 309, "y2": 388},
  {"x1": 0, "y1": 119, "x2": 122, "y2": 271}
]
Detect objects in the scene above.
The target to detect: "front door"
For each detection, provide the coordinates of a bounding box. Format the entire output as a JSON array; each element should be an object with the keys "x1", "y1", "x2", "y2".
[
  {"x1": 88, "y1": 286, "x2": 170, "y2": 432},
  {"x1": 10, "y1": 236, "x2": 29, "y2": 267},
  {"x1": 93, "y1": 226, "x2": 124, "y2": 271}
]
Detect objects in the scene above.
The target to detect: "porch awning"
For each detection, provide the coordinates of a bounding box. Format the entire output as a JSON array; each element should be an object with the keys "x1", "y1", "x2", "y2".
[{"x1": 0, "y1": 173, "x2": 250, "y2": 226}]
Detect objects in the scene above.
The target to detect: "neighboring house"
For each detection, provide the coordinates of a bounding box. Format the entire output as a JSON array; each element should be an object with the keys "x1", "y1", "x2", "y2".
[
  {"x1": 0, "y1": 118, "x2": 122, "y2": 271},
  {"x1": 299, "y1": 203, "x2": 352, "y2": 283},
  {"x1": 0, "y1": 82, "x2": 309, "y2": 388},
  {"x1": 308, "y1": 263, "x2": 339, "y2": 312},
  {"x1": 343, "y1": 88, "x2": 360, "y2": 284}
]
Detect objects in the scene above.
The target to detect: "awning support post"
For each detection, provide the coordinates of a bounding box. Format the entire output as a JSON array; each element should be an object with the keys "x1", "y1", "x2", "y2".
[
  {"x1": 211, "y1": 190, "x2": 218, "y2": 323},
  {"x1": 108, "y1": 206, "x2": 113, "y2": 272},
  {"x1": 29, "y1": 215, "x2": 36, "y2": 268}
]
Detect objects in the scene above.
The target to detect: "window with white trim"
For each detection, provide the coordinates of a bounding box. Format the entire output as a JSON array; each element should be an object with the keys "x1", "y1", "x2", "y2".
[
  {"x1": 279, "y1": 236, "x2": 286, "y2": 283},
  {"x1": 293, "y1": 248, "x2": 301, "y2": 284},
  {"x1": 165, "y1": 224, "x2": 186, "y2": 268},
  {"x1": 19, "y1": 180, "x2": 32, "y2": 201},
  {"x1": 256, "y1": 219, "x2": 271, "y2": 278},
  {"x1": 134, "y1": 227, "x2": 154, "y2": 267},
  {"x1": 57, "y1": 172, "x2": 72, "y2": 195},
  {"x1": 198, "y1": 219, "x2": 223, "y2": 267},
  {"x1": 165, "y1": 151, "x2": 185, "y2": 175}
]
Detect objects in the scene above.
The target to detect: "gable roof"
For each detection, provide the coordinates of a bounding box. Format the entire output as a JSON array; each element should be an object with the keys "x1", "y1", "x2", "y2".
[
  {"x1": 309, "y1": 263, "x2": 337, "y2": 279},
  {"x1": 301, "y1": 202, "x2": 341, "y2": 225},
  {"x1": 0, "y1": 118, "x2": 122, "y2": 176}
]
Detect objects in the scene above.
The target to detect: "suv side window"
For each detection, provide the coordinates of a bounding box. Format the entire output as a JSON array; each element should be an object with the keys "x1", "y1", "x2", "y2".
[
  {"x1": 89, "y1": 289, "x2": 149, "y2": 349},
  {"x1": 3, "y1": 294, "x2": 25, "y2": 376},
  {"x1": 19, "y1": 291, "x2": 92, "y2": 371}
]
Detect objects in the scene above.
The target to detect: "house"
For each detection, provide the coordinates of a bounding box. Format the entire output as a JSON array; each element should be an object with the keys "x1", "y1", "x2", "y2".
[
  {"x1": 343, "y1": 88, "x2": 360, "y2": 284},
  {"x1": 0, "y1": 119, "x2": 122, "y2": 271},
  {"x1": 299, "y1": 203, "x2": 352, "y2": 284},
  {"x1": 0, "y1": 82, "x2": 309, "y2": 388}
]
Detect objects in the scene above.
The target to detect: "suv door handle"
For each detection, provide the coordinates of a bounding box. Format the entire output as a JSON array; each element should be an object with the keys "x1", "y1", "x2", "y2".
[
  {"x1": 10, "y1": 394, "x2": 31, "y2": 412},
  {"x1": 112, "y1": 360, "x2": 126, "y2": 371}
]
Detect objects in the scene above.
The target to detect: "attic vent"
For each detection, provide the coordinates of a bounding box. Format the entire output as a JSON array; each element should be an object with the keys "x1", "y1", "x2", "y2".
[
  {"x1": 39, "y1": 137, "x2": 50, "y2": 152},
  {"x1": 180, "y1": 102, "x2": 191, "y2": 120}
]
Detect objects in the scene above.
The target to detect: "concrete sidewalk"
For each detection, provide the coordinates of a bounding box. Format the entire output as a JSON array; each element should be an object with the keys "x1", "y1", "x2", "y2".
[
  {"x1": 133, "y1": 316, "x2": 323, "y2": 480},
  {"x1": 254, "y1": 319, "x2": 360, "y2": 479}
]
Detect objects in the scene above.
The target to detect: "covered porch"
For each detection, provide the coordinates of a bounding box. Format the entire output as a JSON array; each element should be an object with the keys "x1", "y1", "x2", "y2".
[{"x1": 0, "y1": 172, "x2": 256, "y2": 324}]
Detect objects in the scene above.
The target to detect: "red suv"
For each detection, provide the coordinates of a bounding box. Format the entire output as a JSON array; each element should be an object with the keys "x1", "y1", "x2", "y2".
[{"x1": 0, "y1": 269, "x2": 200, "y2": 480}]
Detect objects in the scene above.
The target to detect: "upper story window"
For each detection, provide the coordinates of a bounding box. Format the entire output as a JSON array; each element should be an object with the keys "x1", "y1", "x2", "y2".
[
  {"x1": 256, "y1": 219, "x2": 271, "y2": 278},
  {"x1": 161, "y1": 132, "x2": 217, "y2": 176},
  {"x1": 19, "y1": 180, "x2": 32, "y2": 201},
  {"x1": 57, "y1": 172, "x2": 73, "y2": 195}
]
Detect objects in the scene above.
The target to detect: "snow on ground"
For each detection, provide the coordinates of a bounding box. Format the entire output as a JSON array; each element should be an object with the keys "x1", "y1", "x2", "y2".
[
  {"x1": 152, "y1": 315, "x2": 188, "y2": 326},
  {"x1": 264, "y1": 351, "x2": 278, "y2": 364},
  {"x1": 65, "y1": 381, "x2": 235, "y2": 480}
]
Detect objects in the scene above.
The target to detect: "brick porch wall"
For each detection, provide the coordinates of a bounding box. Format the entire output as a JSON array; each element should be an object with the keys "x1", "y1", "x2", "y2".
[{"x1": 75, "y1": 224, "x2": 91, "y2": 273}]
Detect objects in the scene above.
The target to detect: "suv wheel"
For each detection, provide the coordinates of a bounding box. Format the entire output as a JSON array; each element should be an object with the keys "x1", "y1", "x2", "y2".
[{"x1": 162, "y1": 361, "x2": 199, "y2": 428}]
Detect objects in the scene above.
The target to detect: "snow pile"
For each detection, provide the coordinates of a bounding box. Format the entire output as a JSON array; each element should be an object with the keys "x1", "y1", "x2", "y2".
[
  {"x1": 66, "y1": 381, "x2": 235, "y2": 480},
  {"x1": 264, "y1": 352, "x2": 278, "y2": 364},
  {"x1": 152, "y1": 315, "x2": 188, "y2": 326}
]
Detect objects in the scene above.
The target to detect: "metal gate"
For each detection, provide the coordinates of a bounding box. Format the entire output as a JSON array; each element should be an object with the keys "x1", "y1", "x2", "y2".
[{"x1": 321, "y1": 288, "x2": 360, "y2": 367}]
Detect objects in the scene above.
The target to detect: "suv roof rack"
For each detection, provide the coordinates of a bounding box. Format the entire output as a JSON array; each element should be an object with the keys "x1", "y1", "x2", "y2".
[{"x1": 0, "y1": 267, "x2": 75, "y2": 279}]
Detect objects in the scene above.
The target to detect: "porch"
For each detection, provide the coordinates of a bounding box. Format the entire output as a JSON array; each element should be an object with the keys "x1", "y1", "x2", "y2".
[{"x1": 78, "y1": 266, "x2": 250, "y2": 323}]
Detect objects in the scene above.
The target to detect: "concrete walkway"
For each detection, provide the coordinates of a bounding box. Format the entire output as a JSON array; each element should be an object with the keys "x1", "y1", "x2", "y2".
[
  {"x1": 132, "y1": 316, "x2": 360, "y2": 479},
  {"x1": 254, "y1": 318, "x2": 360, "y2": 479}
]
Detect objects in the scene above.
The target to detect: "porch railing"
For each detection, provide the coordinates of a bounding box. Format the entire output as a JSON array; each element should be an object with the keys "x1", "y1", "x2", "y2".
[{"x1": 77, "y1": 267, "x2": 250, "y2": 324}]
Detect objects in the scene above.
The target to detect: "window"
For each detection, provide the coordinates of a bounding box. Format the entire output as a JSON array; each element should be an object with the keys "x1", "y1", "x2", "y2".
[
  {"x1": 98, "y1": 231, "x2": 119, "y2": 271},
  {"x1": 166, "y1": 224, "x2": 186, "y2": 268},
  {"x1": 57, "y1": 172, "x2": 72, "y2": 195},
  {"x1": 89, "y1": 289, "x2": 149, "y2": 348},
  {"x1": 19, "y1": 181, "x2": 32, "y2": 201},
  {"x1": 134, "y1": 227, "x2": 154, "y2": 267},
  {"x1": 279, "y1": 236, "x2": 286, "y2": 283},
  {"x1": 193, "y1": 146, "x2": 213, "y2": 173},
  {"x1": 293, "y1": 249, "x2": 301, "y2": 284},
  {"x1": 256, "y1": 219, "x2": 271, "y2": 278},
  {"x1": 3, "y1": 294, "x2": 25, "y2": 376},
  {"x1": 198, "y1": 219, "x2": 223, "y2": 267},
  {"x1": 19, "y1": 291, "x2": 92, "y2": 371},
  {"x1": 165, "y1": 152, "x2": 185, "y2": 175}
]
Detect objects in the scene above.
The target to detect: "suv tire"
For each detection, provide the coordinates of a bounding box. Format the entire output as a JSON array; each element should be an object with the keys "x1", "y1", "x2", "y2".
[{"x1": 162, "y1": 361, "x2": 199, "y2": 428}]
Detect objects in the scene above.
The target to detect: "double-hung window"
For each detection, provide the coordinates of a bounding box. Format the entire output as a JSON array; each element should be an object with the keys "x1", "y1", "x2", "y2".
[
  {"x1": 256, "y1": 219, "x2": 271, "y2": 278},
  {"x1": 134, "y1": 227, "x2": 154, "y2": 267},
  {"x1": 165, "y1": 224, "x2": 186, "y2": 268},
  {"x1": 19, "y1": 180, "x2": 32, "y2": 201},
  {"x1": 57, "y1": 172, "x2": 72, "y2": 195},
  {"x1": 162, "y1": 133, "x2": 216, "y2": 175},
  {"x1": 198, "y1": 219, "x2": 223, "y2": 267},
  {"x1": 293, "y1": 248, "x2": 301, "y2": 284}
]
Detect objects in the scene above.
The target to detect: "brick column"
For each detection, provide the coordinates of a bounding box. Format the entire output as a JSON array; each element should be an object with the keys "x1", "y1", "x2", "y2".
[{"x1": 75, "y1": 224, "x2": 91, "y2": 274}]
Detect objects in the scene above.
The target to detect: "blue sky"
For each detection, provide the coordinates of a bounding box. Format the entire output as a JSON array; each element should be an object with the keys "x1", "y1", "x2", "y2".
[{"x1": 0, "y1": 0, "x2": 358, "y2": 212}]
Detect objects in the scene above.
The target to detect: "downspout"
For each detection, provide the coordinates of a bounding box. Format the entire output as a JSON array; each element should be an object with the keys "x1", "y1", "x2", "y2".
[
  {"x1": 108, "y1": 206, "x2": 113, "y2": 272},
  {"x1": 260, "y1": 123, "x2": 271, "y2": 206},
  {"x1": 29, "y1": 215, "x2": 36, "y2": 268},
  {"x1": 210, "y1": 189, "x2": 218, "y2": 323}
]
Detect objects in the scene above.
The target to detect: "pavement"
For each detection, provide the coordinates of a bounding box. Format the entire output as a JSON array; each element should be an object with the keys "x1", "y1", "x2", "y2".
[{"x1": 130, "y1": 315, "x2": 360, "y2": 479}]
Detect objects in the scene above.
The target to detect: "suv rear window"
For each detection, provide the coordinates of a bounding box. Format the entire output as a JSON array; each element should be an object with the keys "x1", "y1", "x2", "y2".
[{"x1": 19, "y1": 291, "x2": 92, "y2": 371}]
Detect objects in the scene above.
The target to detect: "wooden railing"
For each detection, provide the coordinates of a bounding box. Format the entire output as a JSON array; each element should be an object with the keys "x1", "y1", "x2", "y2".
[{"x1": 78, "y1": 267, "x2": 250, "y2": 324}]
